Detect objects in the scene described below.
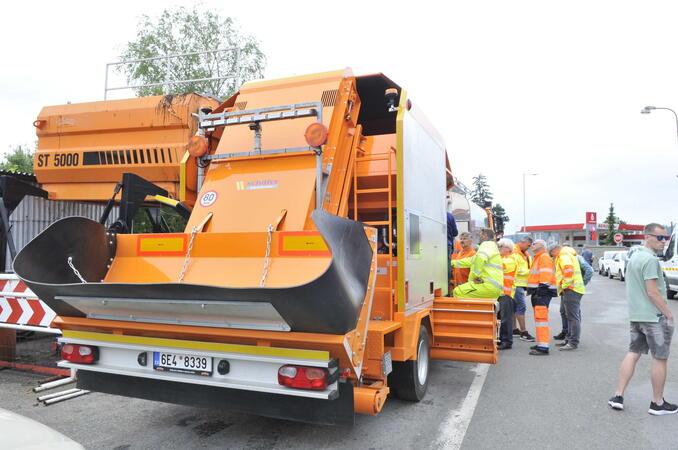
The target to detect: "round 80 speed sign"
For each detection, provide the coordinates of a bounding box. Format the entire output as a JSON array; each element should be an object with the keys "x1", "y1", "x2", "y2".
[{"x1": 200, "y1": 191, "x2": 218, "y2": 207}]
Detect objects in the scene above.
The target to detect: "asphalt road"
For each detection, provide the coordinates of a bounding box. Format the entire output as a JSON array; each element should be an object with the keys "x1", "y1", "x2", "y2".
[{"x1": 1, "y1": 274, "x2": 677, "y2": 449}]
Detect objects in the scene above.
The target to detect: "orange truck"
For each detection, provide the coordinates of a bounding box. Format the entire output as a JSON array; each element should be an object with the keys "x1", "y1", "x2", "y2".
[{"x1": 15, "y1": 69, "x2": 497, "y2": 425}]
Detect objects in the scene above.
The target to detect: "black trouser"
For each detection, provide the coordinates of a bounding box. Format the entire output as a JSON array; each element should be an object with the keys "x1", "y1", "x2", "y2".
[{"x1": 498, "y1": 295, "x2": 514, "y2": 346}]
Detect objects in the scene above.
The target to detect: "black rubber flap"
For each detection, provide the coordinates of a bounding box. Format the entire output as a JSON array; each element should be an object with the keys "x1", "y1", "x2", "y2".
[
  {"x1": 13, "y1": 211, "x2": 373, "y2": 334},
  {"x1": 77, "y1": 370, "x2": 355, "y2": 426}
]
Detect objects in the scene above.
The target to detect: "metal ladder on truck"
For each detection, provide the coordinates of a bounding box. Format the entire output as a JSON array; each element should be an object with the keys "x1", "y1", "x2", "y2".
[{"x1": 352, "y1": 139, "x2": 395, "y2": 316}]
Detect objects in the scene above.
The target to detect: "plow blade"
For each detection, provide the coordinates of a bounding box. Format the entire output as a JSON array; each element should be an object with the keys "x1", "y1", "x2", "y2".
[{"x1": 14, "y1": 211, "x2": 374, "y2": 335}]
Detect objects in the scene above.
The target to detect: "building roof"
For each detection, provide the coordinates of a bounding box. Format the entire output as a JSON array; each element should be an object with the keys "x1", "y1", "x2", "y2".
[{"x1": 520, "y1": 223, "x2": 645, "y2": 232}]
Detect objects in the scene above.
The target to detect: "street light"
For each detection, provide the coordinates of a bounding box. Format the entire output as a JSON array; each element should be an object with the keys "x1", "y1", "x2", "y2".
[
  {"x1": 641, "y1": 105, "x2": 678, "y2": 147},
  {"x1": 523, "y1": 173, "x2": 538, "y2": 233}
]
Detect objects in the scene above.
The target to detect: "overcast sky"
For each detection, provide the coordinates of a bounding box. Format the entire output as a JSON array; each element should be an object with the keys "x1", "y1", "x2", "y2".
[{"x1": 2, "y1": 0, "x2": 677, "y2": 233}]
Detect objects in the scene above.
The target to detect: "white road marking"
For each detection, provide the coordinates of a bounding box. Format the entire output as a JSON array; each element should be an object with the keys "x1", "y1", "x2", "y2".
[{"x1": 434, "y1": 363, "x2": 490, "y2": 450}]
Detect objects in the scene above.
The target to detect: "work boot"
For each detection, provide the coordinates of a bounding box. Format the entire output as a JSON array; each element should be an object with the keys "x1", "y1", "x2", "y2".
[{"x1": 553, "y1": 331, "x2": 567, "y2": 340}]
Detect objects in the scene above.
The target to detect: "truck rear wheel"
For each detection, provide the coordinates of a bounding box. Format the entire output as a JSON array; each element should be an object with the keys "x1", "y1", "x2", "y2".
[{"x1": 388, "y1": 325, "x2": 430, "y2": 402}]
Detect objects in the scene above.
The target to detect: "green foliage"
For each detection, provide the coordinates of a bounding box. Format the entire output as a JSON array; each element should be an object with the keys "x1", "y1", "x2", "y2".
[
  {"x1": 120, "y1": 6, "x2": 266, "y2": 99},
  {"x1": 1, "y1": 145, "x2": 34, "y2": 173},
  {"x1": 492, "y1": 203, "x2": 509, "y2": 235},
  {"x1": 470, "y1": 173, "x2": 493, "y2": 208},
  {"x1": 603, "y1": 202, "x2": 618, "y2": 245},
  {"x1": 132, "y1": 206, "x2": 188, "y2": 234}
]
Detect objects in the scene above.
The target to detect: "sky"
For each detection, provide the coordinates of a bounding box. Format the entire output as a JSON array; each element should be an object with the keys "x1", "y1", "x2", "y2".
[{"x1": 1, "y1": 0, "x2": 677, "y2": 234}]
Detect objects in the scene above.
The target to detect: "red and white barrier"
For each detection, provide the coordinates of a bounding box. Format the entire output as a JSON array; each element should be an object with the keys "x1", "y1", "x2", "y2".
[{"x1": 0, "y1": 274, "x2": 58, "y2": 332}]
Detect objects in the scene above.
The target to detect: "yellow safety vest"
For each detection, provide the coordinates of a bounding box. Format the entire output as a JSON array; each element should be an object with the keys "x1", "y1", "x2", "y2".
[
  {"x1": 555, "y1": 251, "x2": 586, "y2": 295},
  {"x1": 471, "y1": 240, "x2": 504, "y2": 295},
  {"x1": 513, "y1": 244, "x2": 531, "y2": 288},
  {"x1": 502, "y1": 254, "x2": 518, "y2": 297}
]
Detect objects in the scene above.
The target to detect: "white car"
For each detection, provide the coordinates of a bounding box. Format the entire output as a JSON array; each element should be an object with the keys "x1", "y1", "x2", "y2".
[
  {"x1": 0, "y1": 408, "x2": 83, "y2": 449},
  {"x1": 607, "y1": 251, "x2": 629, "y2": 281},
  {"x1": 599, "y1": 251, "x2": 623, "y2": 277}
]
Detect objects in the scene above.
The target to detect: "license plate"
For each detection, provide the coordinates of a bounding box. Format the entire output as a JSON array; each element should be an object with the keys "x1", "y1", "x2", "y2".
[{"x1": 153, "y1": 352, "x2": 212, "y2": 376}]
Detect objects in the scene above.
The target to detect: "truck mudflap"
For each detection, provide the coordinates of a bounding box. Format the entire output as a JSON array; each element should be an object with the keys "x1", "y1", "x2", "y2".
[
  {"x1": 76, "y1": 370, "x2": 356, "y2": 426},
  {"x1": 13, "y1": 210, "x2": 373, "y2": 335}
]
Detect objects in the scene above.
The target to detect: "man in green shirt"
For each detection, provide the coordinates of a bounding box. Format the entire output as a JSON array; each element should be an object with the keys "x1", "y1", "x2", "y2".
[{"x1": 608, "y1": 223, "x2": 677, "y2": 415}]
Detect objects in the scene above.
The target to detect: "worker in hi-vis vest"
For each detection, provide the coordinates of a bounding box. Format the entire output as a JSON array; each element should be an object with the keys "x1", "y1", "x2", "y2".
[
  {"x1": 512, "y1": 236, "x2": 535, "y2": 342},
  {"x1": 451, "y1": 232, "x2": 477, "y2": 288},
  {"x1": 452, "y1": 228, "x2": 503, "y2": 299},
  {"x1": 549, "y1": 243, "x2": 586, "y2": 351},
  {"x1": 526, "y1": 239, "x2": 558, "y2": 355},
  {"x1": 497, "y1": 238, "x2": 518, "y2": 350}
]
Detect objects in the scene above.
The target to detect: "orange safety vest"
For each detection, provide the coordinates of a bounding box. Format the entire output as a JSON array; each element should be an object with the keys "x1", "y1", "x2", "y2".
[
  {"x1": 452, "y1": 247, "x2": 476, "y2": 286},
  {"x1": 527, "y1": 250, "x2": 557, "y2": 291}
]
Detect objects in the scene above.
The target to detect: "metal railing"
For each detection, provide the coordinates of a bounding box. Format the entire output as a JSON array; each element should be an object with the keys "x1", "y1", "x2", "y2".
[{"x1": 104, "y1": 48, "x2": 237, "y2": 100}]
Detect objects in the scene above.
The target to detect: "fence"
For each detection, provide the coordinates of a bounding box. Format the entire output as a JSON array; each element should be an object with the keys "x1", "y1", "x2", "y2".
[{"x1": 0, "y1": 196, "x2": 117, "y2": 374}]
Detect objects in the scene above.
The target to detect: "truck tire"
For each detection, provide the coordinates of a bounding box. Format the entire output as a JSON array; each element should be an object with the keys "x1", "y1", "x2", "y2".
[
  {"x1": 608, "y1": 269, "x2": 613, "y2": 279},
  {"x1": 619, "y1": 270, "x2": 624, "y2": 282},
  {"x1": 388, "y1": 325, "x2": 430, "y2": 402}
]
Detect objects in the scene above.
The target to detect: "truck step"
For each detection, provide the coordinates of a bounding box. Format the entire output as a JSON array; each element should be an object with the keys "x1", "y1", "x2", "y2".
[
  {"x1": 356, "y1": 188, "x2": 390, "y2": 194},
  {"x1": 433, "y1": 332, "x2": 495, "y2": 340}
]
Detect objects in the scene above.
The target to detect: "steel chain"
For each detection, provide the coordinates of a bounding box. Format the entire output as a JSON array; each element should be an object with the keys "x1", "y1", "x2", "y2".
[
  {"x1": 178, "y1": 225, "x2": 200, "y2": 283},
  {"x1": 260, "y1": 224, "x2": 274, "y2": 287},
  {"x1": 67, "y1": 256, "x2": 87, "y2": 283}
]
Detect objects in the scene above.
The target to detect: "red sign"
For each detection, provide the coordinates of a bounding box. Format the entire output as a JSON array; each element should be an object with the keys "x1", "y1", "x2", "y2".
[
  {"x1": 586, "y1": 212, "x2": 597, "y2": 224},
  {"x1": 613, "y1": 233, "x2": 623, "y2": 244}
]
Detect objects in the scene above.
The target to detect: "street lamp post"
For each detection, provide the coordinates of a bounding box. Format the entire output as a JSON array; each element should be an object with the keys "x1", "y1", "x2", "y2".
[
  {"x1": 641, "y1": 106, "x2": 678, "y2": 147},
  {"x1": 523, "y1": 173, "x2": 538, "y2": 233}
]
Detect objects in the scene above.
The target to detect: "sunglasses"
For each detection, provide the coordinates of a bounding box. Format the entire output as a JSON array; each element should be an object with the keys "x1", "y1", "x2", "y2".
[{"x1": 648, "y1": 234, "x2": 670, "y2": 241}]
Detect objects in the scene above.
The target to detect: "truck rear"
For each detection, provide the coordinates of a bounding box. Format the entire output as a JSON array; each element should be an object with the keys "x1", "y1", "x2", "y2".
[{"x1": 15, "y1": 69, "x2": 497, "y2": 425}]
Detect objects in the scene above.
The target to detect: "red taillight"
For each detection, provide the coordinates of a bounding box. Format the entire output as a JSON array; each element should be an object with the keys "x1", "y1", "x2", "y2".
[
  {"x1": 61, "y1": 344, "x2": 98, "y2": 364},
  {"x1": 278, "y1": 365, "x2": 328, "y2": 390}
]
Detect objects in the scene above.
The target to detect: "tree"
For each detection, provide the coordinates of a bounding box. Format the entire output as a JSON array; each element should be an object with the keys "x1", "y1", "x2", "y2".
[
  {"x1": 470, "y1": 173, "x2": 493, "y2": 208},
  {"x1": 492, "y1": 204, "x2": 510, "y2": 235},
  {"x1": 1, "y1": 145, "x2": 34, "y2": 173},
  {"x1": 119, "y1": 6, "x2": 266, "y2": 99},
  {"x1": 603, "y1": 202, "x2": 618, "y2": 245}
]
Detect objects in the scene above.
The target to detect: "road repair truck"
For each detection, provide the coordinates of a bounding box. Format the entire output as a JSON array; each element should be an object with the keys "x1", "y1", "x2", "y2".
[{"x1": 14, "y1": 68, "x2": 497, "y2": 425}]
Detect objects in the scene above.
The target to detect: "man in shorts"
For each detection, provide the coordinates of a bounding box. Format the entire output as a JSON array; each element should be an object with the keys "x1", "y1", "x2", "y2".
[{"x1": 608, "y1": 223, "x2": 677, "y2": 415}]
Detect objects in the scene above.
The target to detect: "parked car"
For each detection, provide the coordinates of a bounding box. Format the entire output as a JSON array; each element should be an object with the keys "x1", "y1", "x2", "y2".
[
  {"x1": 607, "y1": 251, "x2": 629, "y2": 281},
  {"x1": 0, "y1": 408, "x2": 83, "y2": 449},
  {"x1": 599, "y1": 251, "x2": 624, "y2": 277}
]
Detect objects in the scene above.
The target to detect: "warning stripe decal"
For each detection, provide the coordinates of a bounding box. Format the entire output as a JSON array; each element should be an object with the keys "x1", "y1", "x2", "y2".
[
  {"x1": 0, "y1": 275, "x2": 55, "y2": 327},
  {"x1": 61, "y1": 330, "x2": 330, "y2": 360}
]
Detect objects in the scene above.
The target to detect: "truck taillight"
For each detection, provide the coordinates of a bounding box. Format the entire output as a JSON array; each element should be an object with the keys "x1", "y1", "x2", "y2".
[
  {"x1": 278, "y1": 365, "x2": 328, "y2": 390},
  {"x1": 61, "y1": 344, "x2": 98, "y2": 364}
]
